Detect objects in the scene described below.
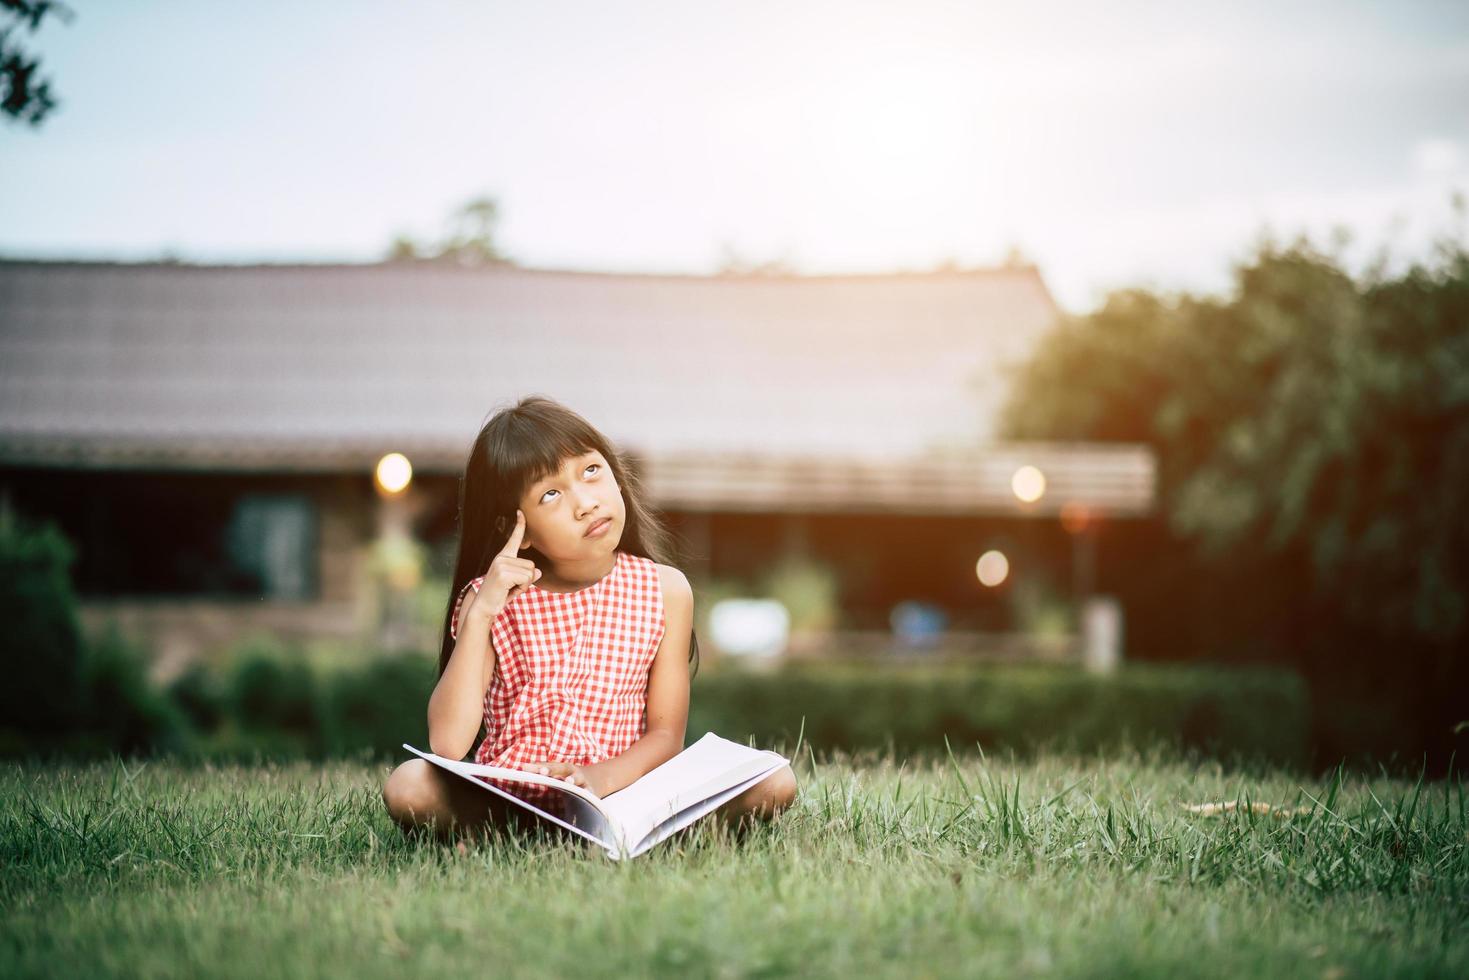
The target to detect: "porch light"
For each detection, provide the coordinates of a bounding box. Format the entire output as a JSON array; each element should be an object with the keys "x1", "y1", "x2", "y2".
[
  {"x1": 1011, "y1": 465, "x2": 1046, "y2": 503},
  {"x1": 976, "y1": 550, "x2": 1009, "y2": 587},
  {"x1": 375, "y1": 452, "x2": 413, "y2": 495}
]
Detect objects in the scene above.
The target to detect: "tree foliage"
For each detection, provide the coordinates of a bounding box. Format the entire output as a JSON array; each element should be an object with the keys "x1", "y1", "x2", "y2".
[
  {"x1": 1, "y1": 0, "x2": 71, "y2": 127},
  {"x1": 1000, "y1": 211, "x2": 1469, "y2": 757},
  {"x1": 386, "y1": 196, "x2": 513, "y2": 267}
]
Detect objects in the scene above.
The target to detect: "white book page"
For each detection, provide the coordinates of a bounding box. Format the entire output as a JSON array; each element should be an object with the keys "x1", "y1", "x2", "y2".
[
  {"x1": 401, "y1": 744, "x2": 621, "y2": 854},
  {"x1": 599, "y1": 733, "x2": 790, "y2": 847},
  {"x1": 558, "y1": 795, "x2": 618, "y2": 853},
  {"x1": 402, "y1": 735, "x2": 789, "y2": 860},
  {"x1": 401, "y1": 743, "x2": 610, "y2": 813},
  {"x1": 626, "y1": 760, "x2": 789, "y2": 858}
]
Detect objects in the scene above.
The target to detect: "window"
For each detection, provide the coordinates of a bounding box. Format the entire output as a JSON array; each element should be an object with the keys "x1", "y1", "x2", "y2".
[{"x1": 225, "y1": 494, "x2": 317, "y2": 600}]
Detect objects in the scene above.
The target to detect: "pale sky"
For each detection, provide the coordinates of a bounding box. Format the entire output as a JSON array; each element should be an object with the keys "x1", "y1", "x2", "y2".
[{"x1": 3, "y1": 0, "x2": 1467, "y2": 312}]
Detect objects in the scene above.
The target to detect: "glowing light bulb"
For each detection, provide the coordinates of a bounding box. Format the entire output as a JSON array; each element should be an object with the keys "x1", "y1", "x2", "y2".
[
  {"x1": 976, "y1": 550, "x2": 1009, "y2": 587},
  {"x1": 375, "y1": 452, "x2": 413, "y2": 494},
  {"x1": 1011, "y1": 465, "x2": 1046, "y2": 503}
]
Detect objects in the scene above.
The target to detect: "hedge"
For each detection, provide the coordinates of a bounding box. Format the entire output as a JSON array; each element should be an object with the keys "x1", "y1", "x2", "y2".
[
  {"x1": 162, "y1": 653, "x2": 1309, "y2": 769},
  {"x1": 685, "y1": 661, "x2": 1311, "y2": 768}
]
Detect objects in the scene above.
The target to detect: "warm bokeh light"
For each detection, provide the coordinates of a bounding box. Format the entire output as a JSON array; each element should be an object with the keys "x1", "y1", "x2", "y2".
[
  {"x1": 1011, "y1": 465, "x2": 1046, "y2": 503},
  {"x1": 1060, "y1": 502, "x2": 1092, "y2": 534},
  {"x1": 976, "y1": 550, "x2": 1009, "y2": 587},
  {"x1": 375, "y1": 452, "x2": 413, "y2": 494}
]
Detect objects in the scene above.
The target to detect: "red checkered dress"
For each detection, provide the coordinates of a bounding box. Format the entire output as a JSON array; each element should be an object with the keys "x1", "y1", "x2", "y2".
[{"x1": 448, "y1": 550, "x2": 666, "y2": 814}]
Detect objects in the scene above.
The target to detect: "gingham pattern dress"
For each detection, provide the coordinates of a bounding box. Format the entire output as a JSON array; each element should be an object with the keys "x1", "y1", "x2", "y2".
[{"x1": 449, "y1": 550, "x2": 666, "y2": 810}]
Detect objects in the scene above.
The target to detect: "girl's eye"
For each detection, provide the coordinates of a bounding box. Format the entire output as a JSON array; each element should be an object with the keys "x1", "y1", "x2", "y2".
[{"x1": 539, "y1": 464, "x2": 600, "y2": 502}]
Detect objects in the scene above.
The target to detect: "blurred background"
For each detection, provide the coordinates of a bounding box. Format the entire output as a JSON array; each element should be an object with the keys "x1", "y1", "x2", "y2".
[{"x1": 1, "y1": 1, "x2": 1465, "y2": 771}]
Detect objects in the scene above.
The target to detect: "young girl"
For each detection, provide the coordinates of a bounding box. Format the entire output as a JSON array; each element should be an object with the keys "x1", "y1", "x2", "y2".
[{"x1": 382, "y1": 395, "x2": 798, "y2": 846}]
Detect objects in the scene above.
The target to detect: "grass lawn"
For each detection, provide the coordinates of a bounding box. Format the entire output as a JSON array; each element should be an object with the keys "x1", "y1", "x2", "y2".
[{"x1": 2, "y1": 745, "x2": 1465, "y2": 979}]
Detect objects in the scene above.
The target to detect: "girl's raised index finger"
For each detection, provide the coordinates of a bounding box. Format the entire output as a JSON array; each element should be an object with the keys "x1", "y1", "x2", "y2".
[{"x1": 497, "y1": 509, "x2": 526, "y2": 557}]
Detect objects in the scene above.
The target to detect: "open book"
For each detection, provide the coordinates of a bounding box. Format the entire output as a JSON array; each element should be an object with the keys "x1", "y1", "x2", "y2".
[{"x1": 401, "y1": 732, "x2": 790, "y2": 860}]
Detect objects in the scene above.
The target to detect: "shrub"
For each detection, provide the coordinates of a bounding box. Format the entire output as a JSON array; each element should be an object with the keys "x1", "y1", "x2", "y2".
[
  {"x1": 69, "y1": 621, "x2": 190, "y2": 758},
  {"x1": 757, "y1": 556, "x2": 840, "y2": 633},
  {"x1": 318, "y1": 653, "x2": 437, "y2": 758},
  {"x1": 164, "y1": 654, "x2": 1312, "y2": 767},
  {"x1": 165, "y1": 661, "x2": 229, "y2": 734},
  {"x1": 222, "y1": 634, "x2": 326, "y2": 757},
  {"x1": 0, "y1": 514, "x2": 86, "y2": 737},
  {"x1": 686, "y1": 661, "x2": 1312, "y2": 768}
]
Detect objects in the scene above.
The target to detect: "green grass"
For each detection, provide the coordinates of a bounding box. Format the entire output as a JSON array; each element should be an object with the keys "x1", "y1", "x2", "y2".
[{"x1": 2, "y1": 744, "x2": 1465, "y2": 979}]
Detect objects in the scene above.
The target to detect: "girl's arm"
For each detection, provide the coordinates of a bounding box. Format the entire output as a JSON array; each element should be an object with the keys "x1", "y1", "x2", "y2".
[
  {"x1": 426, "y1": 612, "x2": 496, "y2": 760},
  {"x1": 426, "y1": 512, "x2": 533, "y2": 759},
  {"x1": 583, "y1": 564, "x2": 693, "y2": 796}
]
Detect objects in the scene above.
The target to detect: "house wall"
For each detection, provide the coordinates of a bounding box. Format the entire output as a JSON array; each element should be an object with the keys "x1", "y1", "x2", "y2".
[
  {"x1": 4, "y1": 465, "x2": 1108, "y2": 679},
  {"x1": 1, "y1": 467, "x2": 381, "y2": 681}
]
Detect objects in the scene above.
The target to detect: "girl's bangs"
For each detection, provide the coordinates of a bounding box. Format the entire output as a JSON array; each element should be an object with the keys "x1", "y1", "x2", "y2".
[{"x1": 504, "y1": 429, "x2": 602, "y2": 502}]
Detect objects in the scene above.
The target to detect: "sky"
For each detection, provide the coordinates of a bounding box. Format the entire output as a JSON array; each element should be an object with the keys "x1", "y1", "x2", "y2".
[{"x1": 2, "y1": 0, "x2": 1468, "y2": 312}]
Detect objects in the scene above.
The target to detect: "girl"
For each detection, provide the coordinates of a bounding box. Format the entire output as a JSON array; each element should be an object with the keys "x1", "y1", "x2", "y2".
[{"x1": 382, "y1": 395, "x2": 798, "y2": 846}]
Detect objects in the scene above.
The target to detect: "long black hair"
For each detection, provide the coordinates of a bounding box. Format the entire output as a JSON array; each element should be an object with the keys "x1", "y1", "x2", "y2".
[{"x1": 437, "y1": 394, "x2": 700, "y2": 685}]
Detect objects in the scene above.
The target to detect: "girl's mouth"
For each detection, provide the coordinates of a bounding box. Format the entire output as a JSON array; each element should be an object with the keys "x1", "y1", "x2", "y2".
[{"x1": 585, "y1": 517, "x2": 613, "y2": 538}]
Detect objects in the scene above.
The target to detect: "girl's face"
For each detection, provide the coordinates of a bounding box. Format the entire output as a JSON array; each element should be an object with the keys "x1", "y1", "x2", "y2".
[{"x1": 515, "y1": 449, "x2": 625, "y2": 562}]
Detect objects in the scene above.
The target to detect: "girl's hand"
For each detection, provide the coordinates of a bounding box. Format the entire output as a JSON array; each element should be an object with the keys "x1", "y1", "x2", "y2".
[
  {"x1": 519, "y1": 760, "x2": 605, "y2": 797},
  {"x1": 461, "y1": 509, "x2": 540, "y2": 628}
]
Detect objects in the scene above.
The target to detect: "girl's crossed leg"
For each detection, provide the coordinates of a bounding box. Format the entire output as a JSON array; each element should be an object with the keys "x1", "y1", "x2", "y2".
[
  {"x1": 712, "y1": 763, "x2": 799, "y2": 829},
  {"x1": 384, "y1": 758, "x2": 799, "y2": 847},
  {"x1": 382, "y1": 758, "x2": 542, "y2": 846}
]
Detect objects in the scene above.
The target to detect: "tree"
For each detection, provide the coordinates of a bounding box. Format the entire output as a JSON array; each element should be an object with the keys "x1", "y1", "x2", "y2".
[
  {"x1": 715, "y1": 241, "x2": 799, "y2": 277},
  {"x1": 385, "y1": 195, "x2": 513, "y2": 267},
  {"x1": 1, "y1": 0, "x2": 72, "y2": 127},
  {"x1": 440, "y1": 196, "x2": 508, "y2": 265},
  {"x1": 1000, "y1": 211, "x2": 1469, "y2": 764}
]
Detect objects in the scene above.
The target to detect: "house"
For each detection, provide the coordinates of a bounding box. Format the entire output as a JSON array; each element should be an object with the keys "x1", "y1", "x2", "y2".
[{"x1": 0, "y1": 259, "x2": 1153, "y2": 675}]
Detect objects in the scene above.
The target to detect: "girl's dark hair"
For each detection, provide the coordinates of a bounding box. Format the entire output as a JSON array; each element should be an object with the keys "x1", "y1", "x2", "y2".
[{"x1": 437, "y1": 395, "x2": 700, "y2": 688}]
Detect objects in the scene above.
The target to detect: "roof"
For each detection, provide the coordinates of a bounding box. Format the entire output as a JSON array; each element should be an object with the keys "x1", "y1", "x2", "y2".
[
  {"x1": 643, "y1": 445, "x2": 1154, "y2": 517},
  {"x1": 0, "y1": 259, "x2": 1154, "y2": 515}
]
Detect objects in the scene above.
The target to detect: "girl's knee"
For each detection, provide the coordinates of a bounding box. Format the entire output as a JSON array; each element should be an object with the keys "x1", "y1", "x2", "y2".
[
  {"x1": 724, "y1": 763, "x2": 798, "y2": 824},
  {"x1": 765, "y1": 764, "x2": 798, "y2": 813},
  {"x1": 382, "y1": 759, "x2": 442, "y2": 828}
]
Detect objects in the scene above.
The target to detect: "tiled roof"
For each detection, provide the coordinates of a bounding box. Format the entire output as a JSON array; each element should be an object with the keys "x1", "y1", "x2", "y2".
[
  {"x1": 642, "y1": 445, "x2": 1154, "y2": 517},
  {"x1": 0, "y1": 259, "x2": 1058, "y2": 453},
  {"x1": 0, "y1": 259, "x2": 1154, "y2": 514}
]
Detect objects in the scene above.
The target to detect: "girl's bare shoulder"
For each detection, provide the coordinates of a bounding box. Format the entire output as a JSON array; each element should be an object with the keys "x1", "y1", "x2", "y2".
[{"x1": 652, "y1": 562, "x2": 692, "y2": 608}]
